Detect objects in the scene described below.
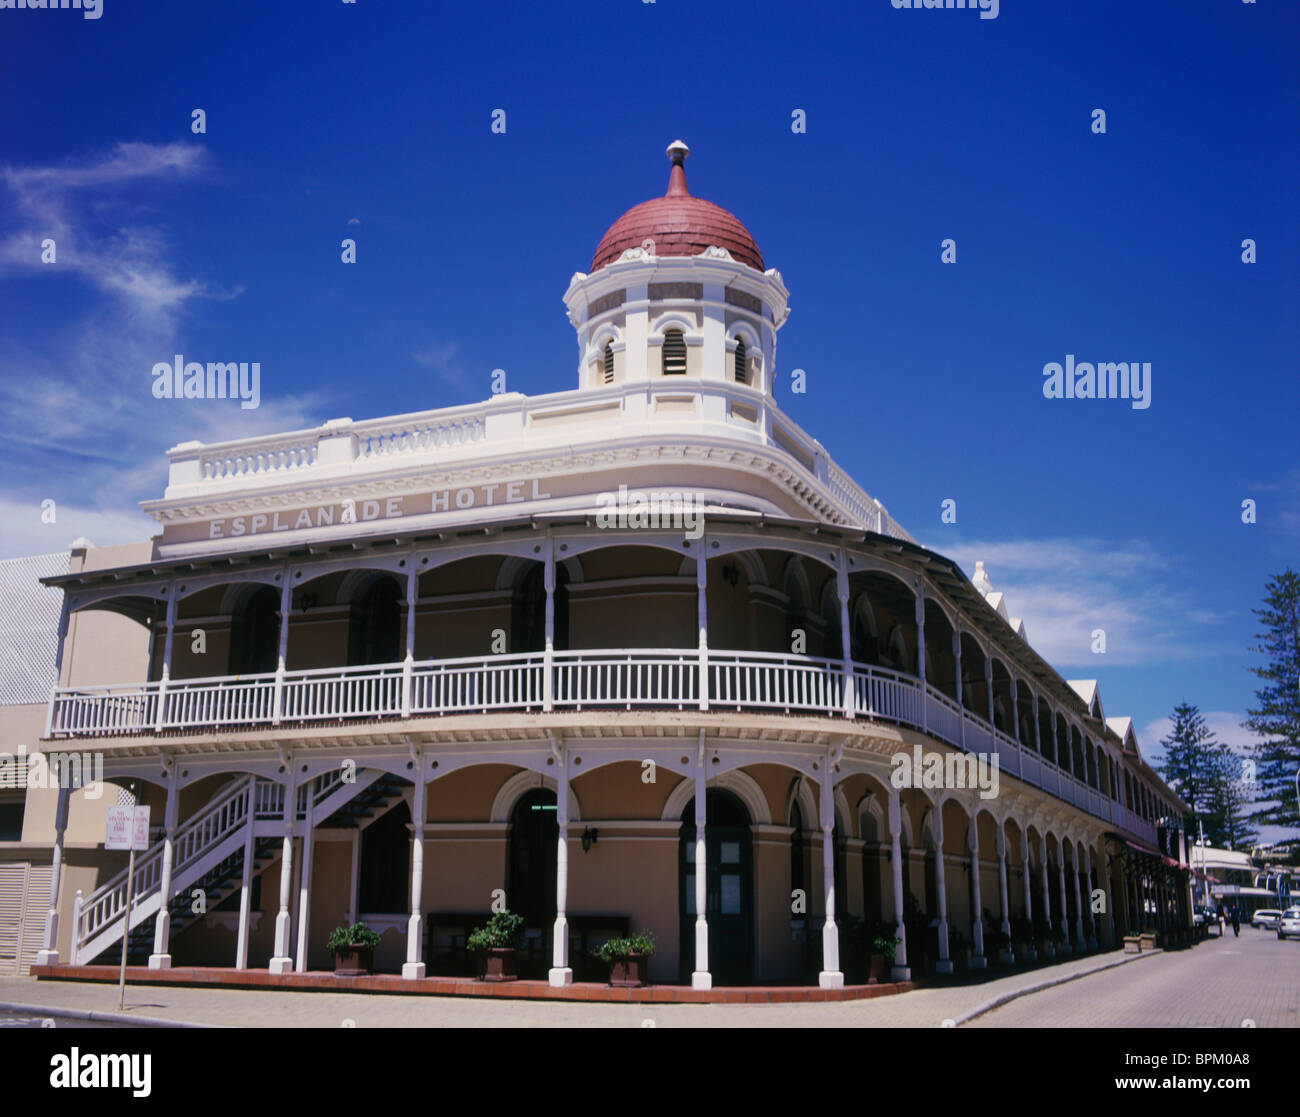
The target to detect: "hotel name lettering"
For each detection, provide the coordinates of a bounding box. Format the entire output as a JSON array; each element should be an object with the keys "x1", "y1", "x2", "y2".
[{"x1": 206, "y1": 479, "x2": 553, "y2": 539}]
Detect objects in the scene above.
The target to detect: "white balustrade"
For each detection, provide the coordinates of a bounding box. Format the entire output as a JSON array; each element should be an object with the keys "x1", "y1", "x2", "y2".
[
  {"x1": 552, "y1": 650, "x2": 697, "y2": 710},
  {"x1": 47, "y1": 650, "x2": 1143, "y2": 834},
  {"x1": 709, "y1": 651, "x2": 842, "y2": 714}
]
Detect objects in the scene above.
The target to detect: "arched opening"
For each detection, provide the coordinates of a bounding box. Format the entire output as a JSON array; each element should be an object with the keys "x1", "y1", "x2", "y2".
[
  {"x1": 662, "y1": 328, "x2": 686, "y2": 375},
  {"x1": 602, "y1": 342, "x2": 615, "y2": 385},
  {"x1": 679, "y1": 788, "x2": 753, "y2": 985},
  {"x1": 510, "y1": 563, "x2": 570, "y2": 654},
  {"x1": 734, "y1": 338, "x2": 747, "y2": 384},
  {"x1": 348, "y1": 576, "x2": 402, "y2": 667},
  {"x1": 507, "y1": 786, "x2": 557, "y2": 924},
  {"x1": 358, "y1": 799, "x2": 411, "y2": 918},
  {"x1": 227, "y1": 585, "x2": 280, "y2": 676}
]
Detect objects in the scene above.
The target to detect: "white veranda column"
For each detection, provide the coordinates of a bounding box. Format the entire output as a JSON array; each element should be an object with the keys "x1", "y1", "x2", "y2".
[
  {"x1": 1071, "y1": 844, "x2": 1085, "y2": 949},
  {"x1": 953, "y1": 629, "x2": 965, "y2": 748},
  {"x1": 403, "y1": 759, "x2": 428, "y2": 979},
  {"x1": 543, "y1": 541, "x2": 555, "y2": 713},
  {"x1": 149, "y1": 768, "x2": 180, "y2": 969},
  {"x1": 691, "y1": 750, "x2": 710, "y2": 990},
  {"x1": 818, "y1": 757, "x2": 843, "y2": 988},
  {"x1": 1040, "y1": 833, "x2": 1055, "y2": 957},
  {"x1": 967, "y1": 817, "x2": 987, "y2": 970},
  {"x1": 1084, "y1": 844, "x2": 1100, "y2": 948},
  {"x1": 1020, "y1": 829, "x2": 1037, "y2": 961},
  {"x1": 888, "y1": 790, "x2": 910, "y2": 981},
  {"x1": 272, "y1": 576, "x2": 291, "y2": 726},
  {"x1": 984, "y1": 657, "x2": 994, "y2": 731},
  {"x1": 549, "y1": 746, "x2": 573, "y2": 986},
  {"x1": 1057, "y1": 847, "x2": 1072, "y2": 954},
  {"x1": 996, "y1": 828, "x2": 1014, "y2": 964},
  {"x1": 35, "y1": 785, "x2": 71, "y2": 965},
  {"x1": 1009, "y1": 677, "x2": 1020, "y2": 744},
  {"x1": 933, "y1": 803, "x2": 952, "y2": 975},
  {"x1": 837, "y1": 552, "x2": 854, "y2": 719},
  {"x1": 696, "y1": 549, "x2": 709, "y2": 712},
  {"x1": 402, "y1": 566, "x2": 417, "y2": 718},
  {"x1": 236, "y1": 784, "x2": 255, "y2": 970},
  {"x1": 914, "y1": 592, "x2": 928, "y2": 734},
  {"x1": 269, "y1": 768, "x2": 296, "y2": 974},
  {"x1": 153, "y1": 585, "x2": 178, "y2": 732},
  {"x1": 294, "y1": 780, "x2": 317, "y2": 973}
]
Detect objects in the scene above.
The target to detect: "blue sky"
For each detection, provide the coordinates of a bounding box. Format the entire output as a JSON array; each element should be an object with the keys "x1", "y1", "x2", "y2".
[{"x1": 1, "y1": 1, "x2": 1296, "y2": 834}]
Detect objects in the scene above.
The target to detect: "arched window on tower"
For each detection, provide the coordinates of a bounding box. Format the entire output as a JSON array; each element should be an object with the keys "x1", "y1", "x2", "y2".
[
  {"x1": 734, "y1": 338, "x2": 748, "y2": 384},
  {"x1": 662, "y1": 329, "x2": 686, "y2": 375},
  {"x1": 603, "y1": 342, "x2": 615, "y2": 385}
]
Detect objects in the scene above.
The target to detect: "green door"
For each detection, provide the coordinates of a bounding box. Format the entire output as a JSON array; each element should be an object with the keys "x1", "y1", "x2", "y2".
[{"x1": 679, "y1": 789, "x2": 753, "y2": 985}]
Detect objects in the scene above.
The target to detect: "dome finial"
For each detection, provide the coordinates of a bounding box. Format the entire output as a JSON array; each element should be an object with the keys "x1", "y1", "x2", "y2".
[{"x1": 665, "y1": 139, "x2": 690, "y2": 197}]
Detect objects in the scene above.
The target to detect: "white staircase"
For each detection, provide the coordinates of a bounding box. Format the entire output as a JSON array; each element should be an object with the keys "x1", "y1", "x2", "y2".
[{"x1": 73, "y1": 768, "x2": 392, "y2": 965}]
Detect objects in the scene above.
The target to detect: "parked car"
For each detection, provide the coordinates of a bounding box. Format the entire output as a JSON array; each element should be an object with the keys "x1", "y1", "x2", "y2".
[
  {"x1": 1252, "y1": 909, "x2": 1283, "y2": 929},
  {"x1": 1192, "y1": 909, "x2": 1207, "y2": 926},
  {"x1": 1277, "y1": 908, "x2": 1300, "y2": 940}
]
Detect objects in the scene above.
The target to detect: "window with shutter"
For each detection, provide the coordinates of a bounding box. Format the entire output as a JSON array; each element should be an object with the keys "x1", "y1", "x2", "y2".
[
  {"x1": 734, "y1": 339, "x2": 747, "y2": 384},
  {"x1": 603, "y1": 343, "x2": 615, "y2": 384},
  {"x1": 662, "y1": 329, "x2": 686, "y2": 375}
]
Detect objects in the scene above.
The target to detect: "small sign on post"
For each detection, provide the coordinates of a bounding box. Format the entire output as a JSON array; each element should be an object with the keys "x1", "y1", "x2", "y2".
[{"x1": 105, "y1": 805, "x2": 150, "y2": 1011}]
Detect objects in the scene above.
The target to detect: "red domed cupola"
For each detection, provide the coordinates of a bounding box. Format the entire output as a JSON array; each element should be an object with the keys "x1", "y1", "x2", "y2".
[{"x1": 590, "y1": 141, "x2": 765, "y2": 273}]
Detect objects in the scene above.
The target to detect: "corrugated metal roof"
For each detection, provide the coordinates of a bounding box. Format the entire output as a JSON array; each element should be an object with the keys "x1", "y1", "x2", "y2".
[{"x1": 0, "y1": 551, "x2": 68, "y2": 704}]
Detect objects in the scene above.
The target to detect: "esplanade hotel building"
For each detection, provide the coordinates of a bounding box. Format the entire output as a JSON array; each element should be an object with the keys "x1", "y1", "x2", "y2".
[{"x1": 14, "y1": 142, "x2": 1192, "y2": 993}]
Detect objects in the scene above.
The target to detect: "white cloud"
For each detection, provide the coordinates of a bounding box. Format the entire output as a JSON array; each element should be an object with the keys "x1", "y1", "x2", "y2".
[
  {"x1": 412, "y1": 341, "x2": 465, "y2": 387},
  {"x1": 924, "y1": 536, "x2": 1228, "y2": 669},
  {"x1": 0, "y1": 496, "x2": 158, "y2": 561},
  {"x1": 0, "y1": 141, "x2": 332, "y2": 559}
]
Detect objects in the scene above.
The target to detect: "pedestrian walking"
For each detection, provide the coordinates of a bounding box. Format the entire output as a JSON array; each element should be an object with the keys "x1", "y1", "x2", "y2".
[
  {"x1": 1218, "y1": 908, "x2": 1226, "y2": 935},
  {"x1": 1231, "y1": 907, "x2": 1240, "y2": 937}
]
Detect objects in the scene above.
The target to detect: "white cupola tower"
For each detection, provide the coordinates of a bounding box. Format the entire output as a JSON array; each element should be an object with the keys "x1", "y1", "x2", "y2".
[{"x1": 563, "y1": 141, "x2": 790, "y2": 398}]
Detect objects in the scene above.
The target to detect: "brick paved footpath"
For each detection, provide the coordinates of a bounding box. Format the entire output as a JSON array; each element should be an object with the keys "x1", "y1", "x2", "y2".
[
  {"x1": 0, "y1": 942, "x2": 1207, "y2": 1028},
  {"x1": 967, "y1": 925, "x2": 1298, "y2": 1028}
]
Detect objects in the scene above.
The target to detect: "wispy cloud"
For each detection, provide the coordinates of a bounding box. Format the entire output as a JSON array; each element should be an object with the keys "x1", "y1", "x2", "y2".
[
  {"x1": 412, "y1": 341, "x2": 466, "y2": 387},
  {"x1": 0, "y1": 142, "x2": 326, "y2": 559},
  {"x1": 924, "y1": 536, "x2": 1227, "y2": 669}
]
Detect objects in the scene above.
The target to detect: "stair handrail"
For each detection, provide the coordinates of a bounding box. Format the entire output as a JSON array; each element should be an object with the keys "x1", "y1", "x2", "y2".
[{"x1": 76, "y1": 774, "x2": 256, "y2": 952}]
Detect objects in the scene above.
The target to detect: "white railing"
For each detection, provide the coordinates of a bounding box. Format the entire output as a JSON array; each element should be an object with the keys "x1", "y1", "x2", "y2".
[
  {"x1": 48, "y1": 650, "x2": 1137, "y2": 833},
  {"x1": 201, "y1": 435, "x2": 318, "y2": 482},
  {"x1": 412, "y1": 652, "x2": 545, "y2": 714},
  {"x1": 280, "y1": 663, "x2": 404, "y2": 722},
  {"x1": 553, "y1": 650, "x2": 697, "y2": 709},
  {"x1": 710, "y1": 651, "x2": 843, "y2": 713},
  {"x1": 853, "y1": 664, "x2": 923, "y2": 728},
  {"x1": 48, "y1": 682, "x2": 161, "y2": 736},
  {"x1": 352, "y1": 412, "x2": 487, "y2": 459},
  {"x1": 163, "y1": 672, "x2": 276, "y2": 728}
]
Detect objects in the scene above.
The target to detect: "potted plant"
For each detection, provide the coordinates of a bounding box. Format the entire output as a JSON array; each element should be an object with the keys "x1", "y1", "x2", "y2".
[
  {"x1": 327, "y1": 921, "x2": 382, "y2": 976},
  {"x1": 869, "y1": 933, "x2": 901, "y2": 984},
  {"x1": 467, "y1": 910, "x2": 524, "y2": 981},
  {"x1": 598, "y1": 929, "x2": 656, "y2": 987}
]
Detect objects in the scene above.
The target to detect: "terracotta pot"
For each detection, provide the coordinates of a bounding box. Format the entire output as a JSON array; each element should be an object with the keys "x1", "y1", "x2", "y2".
[
  {"x1": 479, "y1": 947, "x2": 518, "y2": 982},
  {"x1": 333, "y1": 945, "x2": 373, "y2": 976},
  {"x1": 865, "y1": 953, "x2": 890, "y2": 984},
  {"x1": 608, "y1": 953, "x2": 650, "y2": 988}
]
